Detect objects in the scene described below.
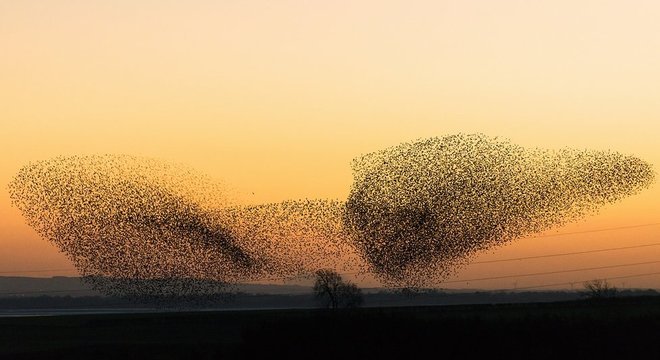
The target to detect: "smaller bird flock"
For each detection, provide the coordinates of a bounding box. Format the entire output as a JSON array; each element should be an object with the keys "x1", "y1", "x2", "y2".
[{"x1": 8, "y1": 134, "x2": 655, "y2": 302}]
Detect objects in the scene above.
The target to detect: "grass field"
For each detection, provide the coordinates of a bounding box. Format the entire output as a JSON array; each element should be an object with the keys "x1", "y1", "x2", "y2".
[{"x1": 2, "y1": 296, "x2": 660, "y2": 359}]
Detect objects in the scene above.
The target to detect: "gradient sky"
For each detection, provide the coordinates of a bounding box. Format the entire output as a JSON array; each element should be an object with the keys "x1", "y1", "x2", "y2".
[{"x1": 1, "y1": 0, "x2": 659, "y2": 289}]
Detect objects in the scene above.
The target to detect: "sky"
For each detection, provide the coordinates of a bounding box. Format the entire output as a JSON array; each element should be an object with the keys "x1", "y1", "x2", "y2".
[{"x1": 1, "y1": 0, "x2": 659, "y2": 289}]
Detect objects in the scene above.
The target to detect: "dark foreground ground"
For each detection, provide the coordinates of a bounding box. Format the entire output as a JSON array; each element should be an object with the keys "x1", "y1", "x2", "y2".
[{"x1": 2, "y1": 296, "x2": 660, "y2": 359}]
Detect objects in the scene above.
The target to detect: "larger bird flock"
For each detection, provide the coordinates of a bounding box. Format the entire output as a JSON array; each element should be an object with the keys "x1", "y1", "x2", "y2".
[{"x1": 8, "y1": 134, "x2": 655, "y2": 302}]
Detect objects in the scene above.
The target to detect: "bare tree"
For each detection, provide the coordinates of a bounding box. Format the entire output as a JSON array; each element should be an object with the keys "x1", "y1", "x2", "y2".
[
  {"x1": 313, "y1": 269, "x2": 363, "y2": 309},
  {"x1": 583, "y1": 279, "x2": 618, "y2": 299},
  {"x1": 337, "y1": 282, "x2": 364, "y2": 308}
]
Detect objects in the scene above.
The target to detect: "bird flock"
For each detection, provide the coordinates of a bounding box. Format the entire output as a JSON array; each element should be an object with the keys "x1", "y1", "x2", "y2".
[
  {"x1": 344, "y1": 134, "x2": 655, "y2": 286},
  {"x1": 8, "y1": 134, "x2": 655, "y2": 302}
]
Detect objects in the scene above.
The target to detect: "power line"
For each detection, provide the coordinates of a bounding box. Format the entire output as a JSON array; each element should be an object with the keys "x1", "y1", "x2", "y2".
[
  {"x1": 512, "y1": 271, "x2": 660, "y2": 291},
  {"x1": 3, "y1": 222, "x2": 657, "y2": 276},
  {"x1": 528, "y1": 222, "x2": 660, "y2": 239},
  {"x1": 3, "y1": 270, "x2": 660, "y2": 296},
  {"x1": 4, "y1": 261, "x2": 660, "y2": 296},
  {"x1": 440, "y1": 260, "x2": 660, "y2": 284},
  {"x1": 5, "y1": 239, "x2": 660, "y2": 276},
  {"x1": 3, "y1": 222, "x2": 659, "y2": 293},
  {"x1": 4, "y1": 240, "x2": 660, "y2": 277},
  {"x1": 473, "y1": 242, "x2": 660, "y2": 264}
]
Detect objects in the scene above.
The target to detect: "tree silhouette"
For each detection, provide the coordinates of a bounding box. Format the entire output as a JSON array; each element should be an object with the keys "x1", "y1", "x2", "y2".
[
  {"x1": 313, "y1": 269, "x2": 363, "y2": 309},
  {"x1": 583, "y1": 279, "x2": 618, "y2": 299}
]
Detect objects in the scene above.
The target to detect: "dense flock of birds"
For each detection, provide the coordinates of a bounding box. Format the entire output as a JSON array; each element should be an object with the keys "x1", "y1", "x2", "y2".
[
  {"x1": 344, "y1": 134, "x2": 655, "y2": 285},
  {"x1": 8, "y1": 134, "x2": 655, "y2": 303}
]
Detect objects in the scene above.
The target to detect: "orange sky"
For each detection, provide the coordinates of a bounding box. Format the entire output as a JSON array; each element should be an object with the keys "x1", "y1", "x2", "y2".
[{"x1": 1, "y1": 0, "x2": 659, "y2": 289}]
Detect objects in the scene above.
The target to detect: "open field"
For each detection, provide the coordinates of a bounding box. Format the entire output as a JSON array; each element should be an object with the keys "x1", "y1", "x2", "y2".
[{"x1": 2, "y1": 296, "x2": 660, "y2": 359}]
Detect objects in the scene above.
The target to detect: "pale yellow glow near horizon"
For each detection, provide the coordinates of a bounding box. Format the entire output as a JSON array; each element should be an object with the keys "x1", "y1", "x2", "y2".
[{"x1": 1, "y1": 0, "x2": 659, "y2": 288}]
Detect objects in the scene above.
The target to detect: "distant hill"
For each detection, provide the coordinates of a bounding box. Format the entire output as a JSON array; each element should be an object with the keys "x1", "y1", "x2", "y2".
[{"x1": 0, "y1": 276, "x2": 101, "y2": 297}]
